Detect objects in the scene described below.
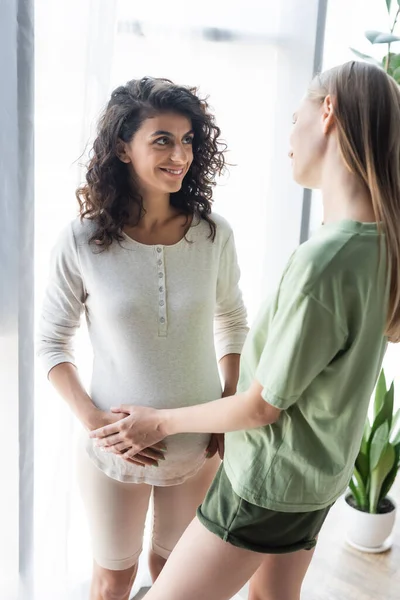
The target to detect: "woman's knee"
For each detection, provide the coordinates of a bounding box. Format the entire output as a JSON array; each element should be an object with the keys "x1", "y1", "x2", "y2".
[
  {"x1": 93, "y1": 563, "x2": 138, "y2": 600},
  {"x1": 149, "y1": 548, "x2": 168, "y2": 581}
]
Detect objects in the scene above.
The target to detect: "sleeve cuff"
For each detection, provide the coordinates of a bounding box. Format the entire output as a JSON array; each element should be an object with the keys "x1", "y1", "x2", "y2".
[
  {"x1": 216, "y1": 342, "x2": 246, "y2": 363},
  {"x1": 260, "y1": 386, "x2": 298, "y2": 411},
  {"x1": 38, "y1": 353, "x2": 77, "y2": 379}
]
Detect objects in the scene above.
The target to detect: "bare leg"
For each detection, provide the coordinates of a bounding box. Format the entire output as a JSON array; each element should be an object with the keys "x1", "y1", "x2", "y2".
[
  {"x1": 149, "y1": 455, "x2": 220, "y2": 583},
  {"x1": 148, "y1": 549, "x2": 166, "y2": 582},
  {"x1": 143, "y1": 517, "x2": 263, "y2": 600},
  {"x1": 89, "y1": 561, "x2": 138, "y2": 600},
  {"x1": 248, "y1": 547, "x2": 316, "y2": 600}
]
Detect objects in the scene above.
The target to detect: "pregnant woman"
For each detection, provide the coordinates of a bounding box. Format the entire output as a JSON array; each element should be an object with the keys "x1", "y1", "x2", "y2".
[{"x1": 37, "y1": 77, "x2": 248, "y2": 600}]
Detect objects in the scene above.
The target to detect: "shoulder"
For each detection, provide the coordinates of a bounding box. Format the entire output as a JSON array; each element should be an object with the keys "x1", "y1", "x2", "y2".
[
  {"x1": 193, "y1": 212, "x2": 234, "y2": 247},
  {"x1": 51, "y1": 218, "x2": 99, "y2": 262},
  {"x1": 286, "y1": 226, "x2": 359, "y2": 294},
  {"x1": 210, "y1": 212, "x2": 234, "y2": 235},
  {"x1": 69, "y1": 217, "x2": 98, "y2": 247}
]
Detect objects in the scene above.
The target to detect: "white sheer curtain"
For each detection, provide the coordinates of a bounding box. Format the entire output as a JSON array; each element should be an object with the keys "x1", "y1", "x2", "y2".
[
  {"x1": 0, "y1": 1, "x2": 34, "y2": 599},
  {"x1": 32, "y1": 1, "x2": 323, "y2": 599},
  {"x1": 34, "y1": 2, "x2": 118, "y2": 598}
]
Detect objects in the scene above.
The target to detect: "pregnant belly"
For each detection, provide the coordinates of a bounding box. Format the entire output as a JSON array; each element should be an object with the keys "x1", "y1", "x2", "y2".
[
  {"x1": 89, "y1": 365, "x2": 222, "y2": 413},
  {"x1": 84, "y1": 431, "x2": 212, "y2": 486}
]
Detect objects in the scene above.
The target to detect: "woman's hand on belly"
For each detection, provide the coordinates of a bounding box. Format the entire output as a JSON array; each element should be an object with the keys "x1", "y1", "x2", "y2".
[
  {"x1": 88, "y1": 408, "x2": 167, "y2": 467},
  {"x1": 87, "y1": 408, "x2": 129, "y2": 433}
]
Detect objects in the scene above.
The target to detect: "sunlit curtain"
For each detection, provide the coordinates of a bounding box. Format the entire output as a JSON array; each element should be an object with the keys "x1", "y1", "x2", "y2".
[{"x1": 0, "y1": 1, "x2": 34, "y2": 599}]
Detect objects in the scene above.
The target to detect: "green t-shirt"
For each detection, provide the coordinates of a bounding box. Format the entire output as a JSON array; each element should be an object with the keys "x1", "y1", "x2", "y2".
[{"x1": 225, "y1": 220, "x2": 389, "y2": 512}]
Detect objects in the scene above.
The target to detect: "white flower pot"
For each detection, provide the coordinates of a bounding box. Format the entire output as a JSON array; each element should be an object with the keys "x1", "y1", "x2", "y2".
[{"x1": 344, "y1": 494, "x2": 396, "y2": 552}]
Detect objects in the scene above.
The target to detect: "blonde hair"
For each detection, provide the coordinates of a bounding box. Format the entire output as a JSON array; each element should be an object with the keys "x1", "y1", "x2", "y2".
[{"x1": 309, "y1": 61, "x2": 400, "y2": 343}]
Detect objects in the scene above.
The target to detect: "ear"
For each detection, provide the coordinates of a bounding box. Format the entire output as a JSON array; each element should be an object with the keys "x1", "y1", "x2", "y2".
[
  {"x1": 322, "y1": 95, "x2": 335, "y2": 135},
  {"x1": 116, "y1": 139, "x2": 131, "y2": 164}
]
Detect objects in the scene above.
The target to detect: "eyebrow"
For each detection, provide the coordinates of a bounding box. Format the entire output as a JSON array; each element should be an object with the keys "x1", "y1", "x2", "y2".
[{"x1": 150, "y1": 129, "x2": 194, "y2": 138}]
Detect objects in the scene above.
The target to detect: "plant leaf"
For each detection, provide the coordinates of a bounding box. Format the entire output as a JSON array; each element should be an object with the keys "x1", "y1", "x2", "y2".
[
  {"x1": 369, "y1": 382, "x2": 394, "y2": 447},
  {"x1": 366, "y1": 30, "x2": 400, "y2": 44},
  {"x1": 383, "y1": 55, "x2": 389, "y2": 70},
  {"x1": 385, "y1": 383, "x2": 394, "y2": 429},
  {"x1": 387, "y1": 52, "x2": 400, "y2": 70},
  {"x1": 375, "y1": 33, "x2": 400, "y2": 43},
  {"x1": 350, "y1": 48, "x2": 381, "y2": 65},
  {"x1": 392, "y1": 65, "x2": 400, "y2": 82},
  {"x1": 356, "y1": 451, "x2": 369, "y2": 484},
  {"x1": 349, "y1": 478, "x2": 363, "y2": 508},
  {"x1": 361, "y1": 419, "x2": 371, "y2": 454},
  {"x1": 370, "y1": 421, "x2": 390, "y2": 470},
  {"x1": 353, "y1": 467, "x2": 369, "y2": 510},
  {"x1": 380, "y1": 443, "x2": 400, "y2": 501},
  {"x1": 390, "y1": 408, "x2": 400, "y2": 438},
  {"x1": 369, "y1": 443, "x2": 396, "y2": 513},
  {"x1": 374, "y1": 370, "x2": 387, "y2": 418},
  {"x1": 386, "y1": 0, "x2": 392, "y2": 14},
  {"x1": 391, "y1": 421, "x2": 400, "y2": 445}
]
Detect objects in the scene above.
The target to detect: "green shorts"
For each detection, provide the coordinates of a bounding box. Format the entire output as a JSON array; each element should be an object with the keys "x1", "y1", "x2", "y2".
[{"x1": 197, "y1": 464, "x2": 332, "y2": 555}]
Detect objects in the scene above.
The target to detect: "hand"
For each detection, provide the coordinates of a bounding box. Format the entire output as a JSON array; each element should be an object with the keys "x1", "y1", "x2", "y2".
[
  {"x1": 87, "y1": 408, "x2": 129, "y2": 432},
  {"x1": 88, "y1": 409, "x2": 167, "y2": 467},
  {"x1": 204, "y1": 388, "x2": 233, "y2": 460},
  {"x1": 206, "y1": 433, "x2": 225, "y2": 460},
  {"x1": 222, "y1": 387, "x2": 236, "y2": 398},
  {"x1": 89, "y1": 404, "x2": 167, "y2": 463}
]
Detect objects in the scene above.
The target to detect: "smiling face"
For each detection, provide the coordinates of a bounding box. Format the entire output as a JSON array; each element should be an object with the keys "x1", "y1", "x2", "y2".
[{"x1": 118, "y1": 112, "x2": 194, "y2": 196}]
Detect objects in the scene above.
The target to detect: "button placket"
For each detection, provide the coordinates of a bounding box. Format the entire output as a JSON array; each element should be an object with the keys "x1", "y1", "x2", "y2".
[{"x1": 156, "y1": 246, "x2": 167, "y2": 336}]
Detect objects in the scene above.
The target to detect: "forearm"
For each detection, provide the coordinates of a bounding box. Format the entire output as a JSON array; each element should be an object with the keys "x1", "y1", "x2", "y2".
[
  {"x1": 219, "y1": 353, "x2": 241, "y2": 394},
  {"x1": 162, "y1": 381, "x2": 280, "y2": 437},
  {"x1": 48, "y1": 362, "x2": 100, "y2": 429}
]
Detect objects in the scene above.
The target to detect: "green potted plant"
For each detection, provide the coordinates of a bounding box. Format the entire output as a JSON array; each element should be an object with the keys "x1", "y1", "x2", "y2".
[
  {"x1": 345, "y1": 369, "x2": 400, "y2": 552},
  {"x1": 351, "y1": 0, "x2": 400, "y2": 84}
]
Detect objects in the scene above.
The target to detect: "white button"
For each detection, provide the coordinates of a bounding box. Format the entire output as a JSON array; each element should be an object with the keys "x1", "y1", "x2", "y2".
[
  {"x1": 159, "y1": 300, "x2": 164, "y2": 306},
  {"x1": 157, "y1": 247, "x2": 162, "y2": 253},
  {"x1": 159, "y1": 286, "x2": 164, "y2": 292},
  {"x1": 160, "y1": 317, "x2": 165, "y2": 323},
  {"x1": 159, "y1": 273, "x2": 163, "y2": 278},
  {"x1": 157, "y1": 259, "x2": 162, "y2": 266}
]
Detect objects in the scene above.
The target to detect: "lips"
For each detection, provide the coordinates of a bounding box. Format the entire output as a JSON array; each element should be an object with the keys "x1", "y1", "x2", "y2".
[{"x1": 160, "y1": 167, "x2": 184, "y2": 176}]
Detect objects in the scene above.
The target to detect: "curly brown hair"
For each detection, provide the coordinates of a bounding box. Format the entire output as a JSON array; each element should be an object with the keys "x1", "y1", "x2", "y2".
[{"x1": 76, "y1": 77, "x2": 227, "y2": 247}]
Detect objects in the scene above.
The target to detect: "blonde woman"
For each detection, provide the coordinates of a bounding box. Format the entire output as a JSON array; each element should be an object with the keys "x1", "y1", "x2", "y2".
[{"x1": 91, "y1": 62, "x2": 400, "y2": 600}]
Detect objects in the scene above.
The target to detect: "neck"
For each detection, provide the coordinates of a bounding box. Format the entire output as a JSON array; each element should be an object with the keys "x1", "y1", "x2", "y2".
[
  {"x1": 320, "y1": 148, "x2": 375, "y2": 224},
  {"x1": 131, "y1": 190, "x2": 176, "y2": 230}
]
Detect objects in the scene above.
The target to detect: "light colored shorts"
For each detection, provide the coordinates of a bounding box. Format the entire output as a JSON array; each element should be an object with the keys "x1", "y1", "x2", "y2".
[{"x1": 76, "y1": 434, "x2": 220, "y2": 571}]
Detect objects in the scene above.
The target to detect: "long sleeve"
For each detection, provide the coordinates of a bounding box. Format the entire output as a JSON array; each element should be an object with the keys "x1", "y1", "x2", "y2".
[
  {"x1": 214, "y1": 231, "x2": 249, "y2": 361},
  {"x1": 37, "y1": 222, "x2": 86, "y2": 376}
]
